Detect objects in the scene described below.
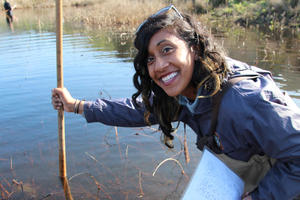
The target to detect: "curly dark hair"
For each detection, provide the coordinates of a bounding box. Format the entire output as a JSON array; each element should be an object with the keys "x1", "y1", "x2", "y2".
[{"x1": 132, "y1": 10, "x2": 228, "y2": 145}]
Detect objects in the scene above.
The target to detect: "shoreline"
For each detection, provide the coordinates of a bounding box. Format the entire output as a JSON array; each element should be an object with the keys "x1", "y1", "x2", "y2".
[{"x1": 4, "y1": 0, "x2": 300, "y2": 33}]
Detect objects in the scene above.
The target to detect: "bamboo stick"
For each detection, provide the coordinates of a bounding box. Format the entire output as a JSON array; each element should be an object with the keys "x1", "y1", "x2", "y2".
[{"x1": 56, "y1": 0, "x2": 66, "y2": 178}]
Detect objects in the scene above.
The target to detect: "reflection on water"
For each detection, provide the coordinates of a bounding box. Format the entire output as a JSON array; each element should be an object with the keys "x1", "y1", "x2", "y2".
[{"x1": 0, "y1": 7, "x2": 299, "y2": 200}]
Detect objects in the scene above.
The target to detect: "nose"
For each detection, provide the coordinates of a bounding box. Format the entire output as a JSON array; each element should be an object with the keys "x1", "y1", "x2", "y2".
[{"x1": 154, "y1": 56, "x2": 168, "y2": 72}]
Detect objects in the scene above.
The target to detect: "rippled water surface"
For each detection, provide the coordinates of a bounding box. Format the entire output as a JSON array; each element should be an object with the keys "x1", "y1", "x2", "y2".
[{"x1": 0, "y1": 8, "x2": 299, "y2": 200}]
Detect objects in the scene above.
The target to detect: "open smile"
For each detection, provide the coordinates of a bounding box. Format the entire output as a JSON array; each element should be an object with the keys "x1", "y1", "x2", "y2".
[{"x1": 161, "y1": 71, "x2": 179, "y2": 85}]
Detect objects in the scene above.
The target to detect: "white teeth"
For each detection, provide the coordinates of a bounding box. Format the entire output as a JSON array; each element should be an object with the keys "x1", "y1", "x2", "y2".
[{"x1": 162, "y1": 72, "x2": 178, "y2": 83}]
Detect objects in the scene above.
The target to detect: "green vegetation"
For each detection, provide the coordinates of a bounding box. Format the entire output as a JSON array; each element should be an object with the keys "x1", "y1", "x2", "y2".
[{"x1": 208, "y1": 0, "x2": 300, "y2": 31}]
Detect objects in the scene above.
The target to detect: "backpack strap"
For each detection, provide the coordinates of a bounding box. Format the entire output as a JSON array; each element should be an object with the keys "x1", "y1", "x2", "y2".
[{"x1": 196, "y1": 75, "x2": 259, "y2": 154}]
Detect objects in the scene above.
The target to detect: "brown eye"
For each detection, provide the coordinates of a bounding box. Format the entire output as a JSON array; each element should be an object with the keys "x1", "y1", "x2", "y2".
[
  {"x1": 162, "y1": 46, "x2": 173, "y2": 54},
  {"x1": 147, "y1": 56, "x2": 155, "y2": 65}
]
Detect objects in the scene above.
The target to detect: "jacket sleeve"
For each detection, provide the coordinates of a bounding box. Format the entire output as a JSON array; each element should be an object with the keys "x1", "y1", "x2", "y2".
[
  {"x1": 83, "y1": 97, "x2": 158, "y2": 127},
  {"x1": 244, "y1": 81, "x2": 300, "y2": 199}
]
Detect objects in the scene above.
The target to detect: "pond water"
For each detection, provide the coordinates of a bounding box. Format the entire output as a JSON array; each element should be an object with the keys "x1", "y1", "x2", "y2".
[{"x1": 0, "y1": 7, "x2": 299, "y2": 200}]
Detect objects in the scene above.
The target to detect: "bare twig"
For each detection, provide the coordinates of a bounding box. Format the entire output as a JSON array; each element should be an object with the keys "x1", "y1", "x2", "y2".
[
  {"x1": 85, "y1": 152, "x2": 121, "y2": 184},
  {"x1": 39, "y1": 193, "x2": 52, "y2": 200},
  {"x1": 152, "y1": 158, "x2": 185, "y2": 177},
  {"x1": 88, "y1": 174, "x2": 101, "y2": 191},
  {"x1": 184, "y1": 124, "x2": 190, "y2": 164},
  {"x1": 103, "y1": 127, "x2": 113, "y2": 147},
  {"x1": 12, "y1": 179, "x2": 23, "y2": 192},
  {"x1": 171, "y1": 149, "x2": 184, "y2": 158},
  {"x1": 68, "y1": 170, "x2": 113, "y2": 200},
  {"x1": 115, "y1": 126, "x2": 123, "y2": 160},
  {"x1": 69, "y1": 172, "x2": 89, "y2": 181},
  {"x1": 94, "y1": 181, "x2": 113, "y2": 200},
  {"x1": 85, "y1": 152, "x2": 99, "y2": 163},
  {"x1": 10, "y1": 156, "x2": 13, "y2": 170},
  {"x1": 137, "y1": 170, "x2": 144, "y2": 198},
  {"x1": 125, "y1": 145, "x2": 129, "y2": 159}
]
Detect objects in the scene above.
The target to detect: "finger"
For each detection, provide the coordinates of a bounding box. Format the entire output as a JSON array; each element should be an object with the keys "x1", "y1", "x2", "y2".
[
  {"x1": 52, "y1": 93, "x2": 59, "y2": 98},
  {"x1": 51, "y1": 95, "x2": 58, "y2": 100},
  {"x1": 53, "y1": 96, "x2": 60, "y2": 101},
  {"x1": 52, "y1": 97, "x2": 63, "y2": 105},
  {"x1": 53, "y1": 102, "x2": 63, "y2": 110},
  {"x1": 53, "y1": 100, "x2": 63, "y2": 106},
  {"x1": 52, "y1": 103, "x2": 61, "y2": 110},
  {"x1": 52, "y1": 88, "x2": 64, "y2": 96},
  {"x1": 52, "y1": 89, "x2": 60, "y2": 97},
  {"x1": 53, "y1": 100, "x2": 62, "y2": 105},
  {"x1": 51, "y1": 97, "x2": 60, "y2": 105}
]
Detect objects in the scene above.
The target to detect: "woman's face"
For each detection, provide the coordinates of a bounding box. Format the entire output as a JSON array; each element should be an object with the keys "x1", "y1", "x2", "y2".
[{"x1": 147, "y1": 29, "x2": 196, "y2": 98}]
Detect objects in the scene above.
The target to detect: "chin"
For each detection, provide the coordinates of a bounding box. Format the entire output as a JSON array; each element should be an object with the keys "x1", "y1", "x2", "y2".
[
  {"x1": 164, "y1": 90, "x2": 180, "y2": 97},
  {"x1": 159, "y1": 84, "x2": 181, "y2": 97}
]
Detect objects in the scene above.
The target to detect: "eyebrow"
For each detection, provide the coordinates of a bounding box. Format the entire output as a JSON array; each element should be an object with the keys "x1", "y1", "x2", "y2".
[{"x1": 156, "y1": 39, "x2": 168, "y2": 47}]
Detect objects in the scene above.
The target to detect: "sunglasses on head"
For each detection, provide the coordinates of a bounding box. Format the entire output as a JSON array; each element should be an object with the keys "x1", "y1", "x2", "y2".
[{"x1": 136, "y1": 4, "x2": 183, "y2": 33}]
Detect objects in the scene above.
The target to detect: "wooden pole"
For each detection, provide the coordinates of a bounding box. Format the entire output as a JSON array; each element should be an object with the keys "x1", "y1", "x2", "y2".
[
  {"x1": 56, "y1": 0, "x2": 66, "y2": 178},
  {"x1": 61, "y1": 177, "x2": 74, "y2": 200}
]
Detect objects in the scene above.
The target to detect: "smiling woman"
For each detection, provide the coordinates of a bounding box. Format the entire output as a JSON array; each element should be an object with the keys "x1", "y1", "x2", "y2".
[
  {"x1": 52, "y1": 4, "x2": 300, "y2": 200},
  {"x1": 146, "y1": 29, "x2": 196, "y2": 98}
]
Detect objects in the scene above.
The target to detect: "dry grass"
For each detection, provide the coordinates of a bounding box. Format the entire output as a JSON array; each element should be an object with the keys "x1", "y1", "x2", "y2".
[
  {"x1": 10, "y1": 0, "x2": 103, "y2": 9},
  {"x1": 10, "y1": 0, "x2": 196, "y2": 32},
  {"x1": 63, "y1": 0, "x2": 178, "y2": 32}
]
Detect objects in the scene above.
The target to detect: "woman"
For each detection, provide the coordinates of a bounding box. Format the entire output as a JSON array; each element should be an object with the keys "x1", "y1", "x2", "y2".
[{"x1": 52, "y1": 5, "x2": 300, "y2": 199}]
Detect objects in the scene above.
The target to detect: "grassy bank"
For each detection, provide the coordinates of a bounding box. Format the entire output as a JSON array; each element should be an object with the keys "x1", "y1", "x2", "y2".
[
  {"x1": 209, "y1": 0, "x2": 300, "y2": 32},
  {"x1": 63, "y1": 0, "x2": 176, "y2": 32},
  {"x1": 5, "y1": 0, "x2": 101, "y2": 8},
  {"x1": 8, "y1": 0, "x2": 194, "y2": 32},
  {"x1": 5, "y1": 0, "x2": 300, "y2": 33}
]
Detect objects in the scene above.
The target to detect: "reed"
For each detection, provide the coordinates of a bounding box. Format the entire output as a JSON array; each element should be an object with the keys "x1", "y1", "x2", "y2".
[
  {"x1": 10, "y1": 0, "x2": 103, "y2": 9},
  {"x1": 10, "y1": 0, "x2": 195, "y2": 32},
  {"x1": 63, "y1": 0, "x2": 179, "y2": 32}
]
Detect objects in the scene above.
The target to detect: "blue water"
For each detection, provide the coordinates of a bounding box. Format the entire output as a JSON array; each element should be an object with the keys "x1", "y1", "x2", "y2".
[
  {"x1": 0, "y1": 19, "x2": 201, "y2": 199},
  {"x1": 0, "y1": 8, "x2": 300, "y2": 200}
]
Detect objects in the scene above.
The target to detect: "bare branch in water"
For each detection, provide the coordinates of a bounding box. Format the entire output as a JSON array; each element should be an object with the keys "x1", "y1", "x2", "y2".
[
  {"x1": 85, "y1": 152, "x2": 99, "y2": 163},
  {"x1": 137, "y1": 170, "x2": 144, "y2": 198},
  {"x1": 152, "y1": 158, "x2": 185, "y2": 177},
  {"x1": 10, "y1": 156, "x2": 13, "y2": 170},
  {"x1": 69, "y1": 172, "x2": 90, "y2": 181},
  {"x1": 115, "y1": 126, "x2": 123, "y2": 160},
  {"x1": 68, "y1": 171, "x2": 112, "y2": 200},
  {"x1": 85, "y1": 152, "x2": 121, "y2": 185},
  {"x1": 184, "y1": 124, "x2": 190, "y2": 164},
  {"x1": 125, "y1": 145, "x2": 129, "y2": 159},
  {"x1": 12, "y1": 179, "x2": 23, "y2": 192}
]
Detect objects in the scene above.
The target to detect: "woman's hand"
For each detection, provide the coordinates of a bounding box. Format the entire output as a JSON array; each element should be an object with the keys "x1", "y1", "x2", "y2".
[{"x1": 51, "y1": 88, "x2": 76, "y2": 112}]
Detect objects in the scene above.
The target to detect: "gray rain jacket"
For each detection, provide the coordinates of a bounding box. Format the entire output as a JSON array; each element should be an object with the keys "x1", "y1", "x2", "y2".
[{"x1": 84, "y1": 57, "x2": 300, "y2": 199}]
